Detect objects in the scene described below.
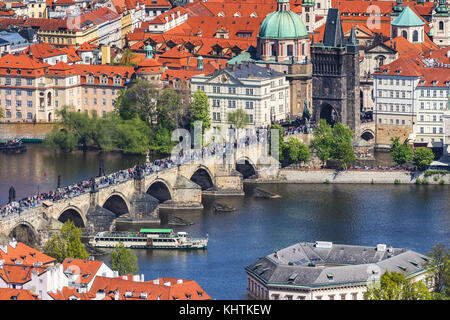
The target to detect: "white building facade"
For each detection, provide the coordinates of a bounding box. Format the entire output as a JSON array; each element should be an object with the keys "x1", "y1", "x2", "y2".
[{"x1": 190, "y1": 63, "x2": 290, "y2": 139}]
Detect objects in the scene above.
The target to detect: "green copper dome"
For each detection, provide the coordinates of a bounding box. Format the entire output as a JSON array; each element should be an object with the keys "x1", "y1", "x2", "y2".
[
  {"x1": 392, "y1": 6, "x2": 424, "y2": 26},
  {"x1": 258, "y1": 10, "x2": 308, "y2": 40}
]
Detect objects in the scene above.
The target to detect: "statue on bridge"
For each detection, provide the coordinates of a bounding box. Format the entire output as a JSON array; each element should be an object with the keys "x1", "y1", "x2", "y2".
[
  {"x1": 135, "y1": 160, "x2": 144, "y2": 180},
  {"x1": 8, "y1": 186, "x2": 16, "y2": 203},
  {"x1": 89, "y1": 177, "x2": 98, "y2": 193}
]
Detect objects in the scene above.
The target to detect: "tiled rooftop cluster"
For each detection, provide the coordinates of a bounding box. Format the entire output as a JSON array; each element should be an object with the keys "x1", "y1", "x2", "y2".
[{"x1": 0, "y1": 240, "x2": 210, "y2": 300}]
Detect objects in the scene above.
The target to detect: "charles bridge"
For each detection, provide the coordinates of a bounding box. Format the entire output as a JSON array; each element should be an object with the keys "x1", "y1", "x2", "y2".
[{"x1": 0, "y1": 139, "x2": 280, "y2": 246}]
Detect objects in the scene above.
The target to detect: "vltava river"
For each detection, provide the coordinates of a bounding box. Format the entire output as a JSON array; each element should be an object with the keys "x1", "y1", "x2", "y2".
[{"x1": 0, "y1": 144, "x2": 449, "y2": 299}]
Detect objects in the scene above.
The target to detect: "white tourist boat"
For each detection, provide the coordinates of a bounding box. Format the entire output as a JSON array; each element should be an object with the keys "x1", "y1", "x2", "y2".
[{"x1": 89, "y1": 228, "x2": 208, "y2": 250}]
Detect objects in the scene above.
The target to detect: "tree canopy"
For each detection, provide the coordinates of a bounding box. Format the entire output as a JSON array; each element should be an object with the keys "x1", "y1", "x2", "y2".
[
  {"x1": 390, "y1": 137, "x2": 413, "y2": 166},
  {"x1": 310, "y1": 119, "x2": 356, "y2": 169},
  {"x1": 283, "y1": 137, "x2": 310, "y2": 164},
  {"x1": 110, "y1": 242, "x2": 139, "y2": 276},
  {"x1": 43, "y1": 220, "x2": 89, "y2": 263},
  {"x1": 364, "y1": 270, "x2": 431, "y2": 300},
  {"x1": 413, "y1": 147, "x2": 435, "y2": 171}
]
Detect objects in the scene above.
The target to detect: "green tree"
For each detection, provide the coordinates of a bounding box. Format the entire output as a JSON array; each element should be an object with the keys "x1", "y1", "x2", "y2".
[
  {"x1": 114, "y1": 80, "x2": 158, "y2": 122},
  {"x1": 110, "y1": 242, "x2": 139, "y2": 276},
  {"x1": 364, "y1": 270, "x2": 431, "y2": 300},
  {"x1": 390, "y1": 137, "x2": 413, "y2": 166},
  {"x1": 43, "y1": 220, "x2": 89, "y2": 263},
  {"x1": 424, "y1": 244, "x2": 450, "y2": 299},
  {"x1": 330, "y1": 122, "x2": 355, "y2": 169},
  {"x1": 156, "y1": 88, "x2": 183, "y2": 131},
  {"x1": 227, "y1": 108, "x2": 249, "y2": 130},
  {"x1": 114, "y1": 117, "x2": 151, "y2": 155},
  {"x1": 44, "y1": 107, "x2": 115, "y2": 151},
  {"x1": 190, "y1": 90, "x2": 211, "y2": 129},
  {"x1": 310, "y1": 119, "x2": 334, "y2": 166},
  {"x1": 270, "y1": 124, "x2": 286, "y2": 161},
  {"x1": 283, "y1": 137, "x2": 310, "y2": 164},
  {"x1": 44, "y1": 127, "x2": 78, "y2": 152},
  {"x1": 310, "y1": 120, "x2": 355, "y2": 169},
  {"x1": 190, "y1": 90, "x2": 211, "y2": 132},
  {"x1": 149, "y1": 124, "x2": 175, "y2": 155},
  {"x1": 413, "y1": 147, "x2": 434, "y2": 171}
]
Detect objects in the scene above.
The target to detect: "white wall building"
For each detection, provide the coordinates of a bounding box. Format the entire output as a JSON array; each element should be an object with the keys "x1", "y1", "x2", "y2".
[
  {"x1": 246, "y1": 241, "x2": 431, "y2": 300},
  {"x1": 191, "y1": 63, "x2": 290, "y2": 140}
]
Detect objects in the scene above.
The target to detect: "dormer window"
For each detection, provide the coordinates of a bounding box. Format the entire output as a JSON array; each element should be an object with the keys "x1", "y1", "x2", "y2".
[{"x1": 100, "y1": 75, "x2": 108, "y2": 85}]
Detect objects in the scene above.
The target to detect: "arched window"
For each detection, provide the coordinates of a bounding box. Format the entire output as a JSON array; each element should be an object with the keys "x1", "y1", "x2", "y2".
[
  {"x1": 412, "y1": 30, "x2": 418, "y2": 42},
  {"x1": 306, "y1": 13, "x2": 310, "y2": 23},
  {"x1": 402, "y1": 30, "x2": 407, "y2": 39},
  {"x1": 16, "y1": 111, "x2": 22, "y2": 119},
  {"x1": 439, "y1": 21, "x2": 444, "y2": 31},
  {"x1": 27, "y1": 112, "x2": 33, "y2": 119}
]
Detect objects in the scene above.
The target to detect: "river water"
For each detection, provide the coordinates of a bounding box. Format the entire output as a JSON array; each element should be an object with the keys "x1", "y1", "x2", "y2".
[{"x1": 1, "y1": 144, "x2": 449, "y2": 300}]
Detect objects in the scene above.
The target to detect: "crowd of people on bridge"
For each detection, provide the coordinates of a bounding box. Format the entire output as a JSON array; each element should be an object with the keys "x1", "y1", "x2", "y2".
[{"x1": 0, "y1": 132, "x2": 266, "y2": 220}]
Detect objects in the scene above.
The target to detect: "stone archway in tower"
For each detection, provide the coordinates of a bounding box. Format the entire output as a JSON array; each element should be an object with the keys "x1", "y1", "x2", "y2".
[{"x1": 319, "y1": 103, "x2": 339, "y2": 126}]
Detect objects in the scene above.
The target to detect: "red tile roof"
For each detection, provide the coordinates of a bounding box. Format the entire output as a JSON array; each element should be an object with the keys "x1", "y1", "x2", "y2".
[
  {"x1": 89, "y1": 276, "x2": 211, "y2": 300},
  {"x1": 62, "y1": 258, "x2": 104, "y2": 285},
  {"x1": 0, "y1": 241, "x2": 55, "y2": 266},
  {"x1": 48, "y1": 286, "x2": 95, "y2": 300},
  {"x1": 0, "y1": 288, "x2": 40, "y2": 300},
  {"x1": 0, "y1": 264, "x2": 47, "y2": 285}
]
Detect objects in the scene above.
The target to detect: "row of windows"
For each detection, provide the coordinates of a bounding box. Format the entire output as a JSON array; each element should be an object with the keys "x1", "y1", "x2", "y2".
[
  {"x1": 418, "y1": 89, "x2": 449, "y2": 98},
  {"x1": 1, "y1": 100, "x2": 33, "y2": 108},
  {"x1": 3, "y1": 111, "x2": 33, "y2": 119},
  {"x1": 420, "y1": 102, "x2": 447, "y2": 110},
  {"x1": 377, "y1": 79, "x2": 411, "y2": 86},
  {"x1": 377, "y1": 90, "x2": 411, "y2": 98},
  {"x1": 419, "y1": 127, "x2": 444, "y2": 134},
  {"x1": 377, "y1": 104, "x2": 411, "y2": 112},
  {"x1": 212, "y1": 99, "x2": 255, "y2": 109},
  {"x1": 378, "y1": 118, "x2": 411, "y2": 125},
  {"x1": 212, "y1": 111, "x2": 254, "y2": 123},
  {"x1": 418, "y1": 114, "x2": 443, "y2": 122},
  {"x1": 1, "y1": 78, "x2": 34, "y2": 86}
]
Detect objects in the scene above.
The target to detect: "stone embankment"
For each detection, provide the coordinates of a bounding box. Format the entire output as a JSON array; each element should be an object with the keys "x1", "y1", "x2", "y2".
[
  {"x1": 248, "y1": 169, "x2": 450, "y2": 185},
  {"x1": 0, "y1": 122, "x2": 55, "y2": 141}
]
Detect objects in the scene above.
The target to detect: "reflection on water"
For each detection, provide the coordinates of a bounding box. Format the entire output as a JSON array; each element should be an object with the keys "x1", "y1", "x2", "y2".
[{"x1": 1, "y1": 145, "x2": 449, "y2": 300}]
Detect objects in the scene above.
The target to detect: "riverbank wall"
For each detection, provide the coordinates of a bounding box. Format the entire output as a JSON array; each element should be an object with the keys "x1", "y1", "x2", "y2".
[
  {"x1": 249, "y1": 169, "x2": 450, "y2": 185},
  {"x1": 0, "y1": 122, "x2": 55, "y2": 141}
]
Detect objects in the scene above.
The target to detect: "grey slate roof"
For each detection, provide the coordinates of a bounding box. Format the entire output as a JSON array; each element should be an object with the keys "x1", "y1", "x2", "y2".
[
  {"x1": 207, "y1": 63, "x2": 284, "y2": 81},
  {"x1": 246, "y1": 242, "x2": 429, "y2": 288},
  {"x1": 322, "y1": 8, "x2": 345, "y2": 48}
]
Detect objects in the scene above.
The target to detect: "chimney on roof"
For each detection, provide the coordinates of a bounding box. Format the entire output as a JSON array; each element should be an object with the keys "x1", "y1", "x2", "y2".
[
  {"x1": 176, "y1": 279, "x2": 183, "y2": 284},
  {"x1": 9, "y1": 238, "x2": 17, "y2": 249},
  {"x1": 153, "y1": 279, "x2": 159, "y2": 285}
]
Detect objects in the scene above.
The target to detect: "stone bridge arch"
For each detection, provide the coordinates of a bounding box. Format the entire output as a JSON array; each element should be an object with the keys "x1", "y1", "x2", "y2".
[
  {"x1": 189, "y1": 165, "x2": 215, "y2": 190},
  {"x1": 146, "y1": 178, "x2": 173, "y2": 203},
  {"x1": 236, "y1": 157, "x2": 258, "y2": 179},
  {"x1": 101, "y1": 192, "x2": 131, "y2": 218},
  {"x1": 58, "y1": 205, "x2": 86, "y2": 228},
  {"x1": 9, "y1": 221, "x2": 40, "y2": 247}
]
